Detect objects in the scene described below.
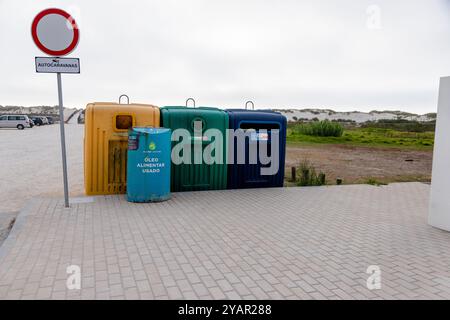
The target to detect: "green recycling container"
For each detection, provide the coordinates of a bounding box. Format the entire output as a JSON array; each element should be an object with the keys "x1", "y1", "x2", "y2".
[{"x1": 161, "y1": 106, "x2": 228, "y2": 192}]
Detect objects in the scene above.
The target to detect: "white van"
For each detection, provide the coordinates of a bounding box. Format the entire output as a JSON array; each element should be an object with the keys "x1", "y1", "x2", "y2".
[{"x1": 0, "y1": 115, "x2": 32, "y2": 130}]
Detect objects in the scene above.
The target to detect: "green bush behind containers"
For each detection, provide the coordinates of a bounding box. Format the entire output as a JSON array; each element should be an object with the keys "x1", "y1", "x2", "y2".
[
  {"x1": 295, "y1": 120, "x2": 344, "y2": 137},
  {"x1": 160, "y1": 106, "x2": 229, "y2": 192}
]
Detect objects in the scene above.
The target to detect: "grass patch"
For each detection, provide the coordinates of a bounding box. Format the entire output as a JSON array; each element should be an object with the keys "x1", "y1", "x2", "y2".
[
  {"x1": 287, "y1": 125, "x2": 434, "y2": 149},
  {"x1": 361, "y1": 120, "x2": 435, "y2": 132},
  {"x1": 365, "y1": 178, "x2": 387, "y2": 186},
  {"x1": 294, "y1": 120, "x2": 344, "y2": 137},
  {"x1": 296, "y1": 159, "x2": 326, "y2": 186}
]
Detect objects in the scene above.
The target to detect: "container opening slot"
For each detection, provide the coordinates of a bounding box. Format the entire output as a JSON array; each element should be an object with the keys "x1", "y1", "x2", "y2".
[{"x1": 116, "y1": 115, "x2": 133, "y2": 130}]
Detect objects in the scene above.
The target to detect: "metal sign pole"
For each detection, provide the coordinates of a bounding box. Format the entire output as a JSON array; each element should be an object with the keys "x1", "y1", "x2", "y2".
[
  {"x1": 57, "y1": 72, "x2": 70, "y2": 207},
  {"x1": 32, "y1": 8, "x2": 78, "y2": 208}
]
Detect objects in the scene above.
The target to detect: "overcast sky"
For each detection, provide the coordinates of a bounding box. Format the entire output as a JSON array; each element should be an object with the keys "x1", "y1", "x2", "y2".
[{"x1": 1, "y1": 0, "x2": 450, "y2": 113}]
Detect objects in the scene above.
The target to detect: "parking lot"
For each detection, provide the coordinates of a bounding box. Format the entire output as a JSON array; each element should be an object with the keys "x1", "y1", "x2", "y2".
[{"x1": 0, "y1": 123, "x2": 84, "y2": 213}]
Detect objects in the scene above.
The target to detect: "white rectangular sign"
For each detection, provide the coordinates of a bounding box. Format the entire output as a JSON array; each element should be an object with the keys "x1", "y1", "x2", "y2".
[
  {"x1": 250, "y1": 132, "x2": 269, "y2": 141},
  {"x1": 35, "y1": 57, "x2": 80, "y2": 74}
]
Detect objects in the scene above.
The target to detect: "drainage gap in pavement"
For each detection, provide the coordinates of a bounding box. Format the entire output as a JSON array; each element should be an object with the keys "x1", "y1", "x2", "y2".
[{"x1": 0, "y1": 213, "x2": 18, "y2": 247}]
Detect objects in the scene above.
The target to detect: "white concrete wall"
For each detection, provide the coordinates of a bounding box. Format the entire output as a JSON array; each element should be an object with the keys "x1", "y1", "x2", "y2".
[{"x1": 429, "y1": 76, "x2": 450, "y2": 231}]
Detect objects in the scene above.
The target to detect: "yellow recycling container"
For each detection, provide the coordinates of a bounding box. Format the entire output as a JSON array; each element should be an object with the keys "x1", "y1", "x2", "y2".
[{"x1": 84, "y1": 95, "x2": 160, "y2": 195}]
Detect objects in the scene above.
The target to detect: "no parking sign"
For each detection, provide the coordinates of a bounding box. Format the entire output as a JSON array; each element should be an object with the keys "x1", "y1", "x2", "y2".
[
  {"x1": 32, "y1": 8, "x2": 79, "y2": 56},
  {"x1": 31, "y1": 8, "x2": 81, "y2": 207},
  {"x1": 32, "y1": 8, "x2": 80, "y2": 73}
]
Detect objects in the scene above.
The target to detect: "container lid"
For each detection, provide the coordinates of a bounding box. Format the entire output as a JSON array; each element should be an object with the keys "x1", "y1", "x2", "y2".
[
  {"x1": 131, "y1": 127, "x2": 171, "y2": 134},
  {"x1": 161, "y1": 106, "x2": 224, "y2": 112},
  {"x1": 226, "y1": 108, "x2": 279, "y2": 114}
]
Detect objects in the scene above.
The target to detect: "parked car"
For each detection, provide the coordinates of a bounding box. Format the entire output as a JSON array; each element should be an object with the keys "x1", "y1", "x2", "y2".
[
  {"x1": 30, "y1": 116, "x2": 44, "y2": 126},
  {"x1": 46, "y1": 116, "x2": 54, "y2": 124},
  {"x1": 40, "y1": 116, "x2": 49, "y2": 125},
  {"x1": 0, "y1": 115, "x2": 32, "y2": 130}
]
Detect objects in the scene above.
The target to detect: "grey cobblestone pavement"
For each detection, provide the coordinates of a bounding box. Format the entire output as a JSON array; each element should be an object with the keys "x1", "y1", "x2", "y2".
[{"x1": 0, "y1": 182, "x2": 450, "y2": 300}]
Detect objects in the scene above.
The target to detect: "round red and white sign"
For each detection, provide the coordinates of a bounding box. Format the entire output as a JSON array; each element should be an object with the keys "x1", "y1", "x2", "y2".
[{"x1": 31, "y1": 8, "x2": 79, "y2": 56}]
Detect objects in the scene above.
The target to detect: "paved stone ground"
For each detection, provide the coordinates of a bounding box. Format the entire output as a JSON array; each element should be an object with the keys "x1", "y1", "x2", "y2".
[{"x1": 1, "y1": 182, "x2": 450, "y2": 300}]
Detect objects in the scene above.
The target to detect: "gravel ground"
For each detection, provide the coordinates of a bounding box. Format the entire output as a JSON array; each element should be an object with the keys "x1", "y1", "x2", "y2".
[
  {"x1": 286, "y1": 144, "x2": 433, "y2": 184},
  {"x1": 0, "y1": 124, "x2": 84, "y2": 214}
]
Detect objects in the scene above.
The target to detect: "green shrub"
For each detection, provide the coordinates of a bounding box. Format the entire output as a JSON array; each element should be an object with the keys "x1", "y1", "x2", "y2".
[
  {"x1": 286, "y1": 122, "x2": 434, "y2": 148},
  {"x1": 361, "y1": 120, "x2": 435, "y2": 132},
  {"x1": 365, "y1": 178, "x2": 387, "y2": 186},
  {"x1": 296, "y1": 159, "x2": 326, "y2": 186},
  {"x1": 295, "y1": 120, "x2": 344, "y2": 137}
]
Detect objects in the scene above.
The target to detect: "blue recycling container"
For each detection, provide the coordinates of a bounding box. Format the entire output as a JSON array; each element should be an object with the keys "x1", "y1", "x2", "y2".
[
  {"x1": 127, "y1": 127, "x2": 171, "y2": 202},
  {"x1": 226, "y1": 109, "x2": 287, "y2": 189}
]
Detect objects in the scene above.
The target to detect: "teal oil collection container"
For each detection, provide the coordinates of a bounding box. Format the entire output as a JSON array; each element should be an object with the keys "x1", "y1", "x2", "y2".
[{"x1": 126, "y1": 127, "x2": 171, "y2": 202}]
